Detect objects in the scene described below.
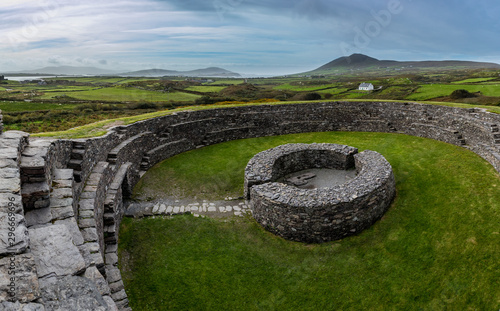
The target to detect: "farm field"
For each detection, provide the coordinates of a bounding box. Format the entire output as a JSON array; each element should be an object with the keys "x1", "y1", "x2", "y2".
[
  {"x1": 273, "y1": 83, "x2": 340, "y2": 91},
  {"x1": 1, "y1": 68, "x2": 500, "y2": 134},
  {"x1": 185, "y1": 85, "x2": 228, "y2": 93},
  {"x1": 451, "y1": 77, "x2": 497, "y2": 84},
  {"x1": 46, "y1": 76, "x2": 155, "y2": 84},
  {"x1": 407, "y1": 83, "x2": 500, "y2": 100},
  {"x1": 38, "y1": 86, "x2": 201, "y2": 102},
  {"x1": 0, "y1": 101, "x2": 79, "y2": 112},
  {"x1": 122, "y1": 131, "x2": 500, "y2": 310}
]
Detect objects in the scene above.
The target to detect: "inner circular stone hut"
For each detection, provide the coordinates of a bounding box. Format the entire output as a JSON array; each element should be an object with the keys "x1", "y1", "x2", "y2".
[{"x1": 244, "y1": 143, "x2": 396, "y2": 243}]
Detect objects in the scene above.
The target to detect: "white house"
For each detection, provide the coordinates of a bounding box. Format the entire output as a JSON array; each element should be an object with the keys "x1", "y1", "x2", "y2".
[{"x1": 359, "y1": 83, "x2": 374, "y2": 91}]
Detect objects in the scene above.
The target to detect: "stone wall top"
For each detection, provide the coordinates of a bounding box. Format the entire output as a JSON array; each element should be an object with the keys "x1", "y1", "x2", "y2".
[
  {"x1": 250, "y1": 149, "x2": 394, "y2": 207},
  {"x1": 247, "y1": 145, "x2": 396, "y2": 243},
  {"x1": 244, "y1": 143, "x2": 358, "y2": 199},
  {"x1": 0, "y1": 109, "x2": 3, "y2": 135}
]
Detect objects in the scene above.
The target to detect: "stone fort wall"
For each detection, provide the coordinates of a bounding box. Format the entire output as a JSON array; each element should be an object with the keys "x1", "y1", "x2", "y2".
[
  {"x1": 245, "y1": 144, "x2": 396, "y2": 243},
  {"x1": 1, "y1": 101, "x2": 500, "y2": 310}
]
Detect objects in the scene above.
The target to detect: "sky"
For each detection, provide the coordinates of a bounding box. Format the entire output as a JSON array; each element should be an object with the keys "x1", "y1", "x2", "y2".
[{"x1": 1, "y1": 0, "x2": 500, "y2": 75}]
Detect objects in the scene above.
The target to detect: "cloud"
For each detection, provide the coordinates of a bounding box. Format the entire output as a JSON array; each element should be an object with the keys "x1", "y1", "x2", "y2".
[
  {"x1": 0, "y1": 0, "x2": 499, "y2": 74},
  {"x1": 47, "y1": 56, "x2": 62, "y2": 64}
]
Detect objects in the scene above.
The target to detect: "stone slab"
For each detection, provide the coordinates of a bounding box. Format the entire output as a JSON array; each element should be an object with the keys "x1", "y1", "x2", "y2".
[
  {"x1": 50, "y1": 205, "x2": 74, "y2": 221},
  {"x1": 0, "y1": 194, "x2": 23, "y2": 214},
  {"x1": 54, "y1": 218, "x2": 85, "y2": 246},
  {"x1": 25, "y1": 208, "x2": 52, "y2": 227},
  {"x1": 40, "y1": 276, "x2": 108, "y2": 311},
  {"x1": 0, "y1": 212, "x2": 29, "y2": 256},
  {"x1": 0, "y1": 253, "x2": 40, "y2": 303},
  {"x1": 0, "y1": 177, "x2": 21, "y2": 194},
  {"x1": 28, "y1": 224, "x2": 86, "y2": 278},
  {"x1": 83, "y1": 266, "x2": 111, "y2": 296}
]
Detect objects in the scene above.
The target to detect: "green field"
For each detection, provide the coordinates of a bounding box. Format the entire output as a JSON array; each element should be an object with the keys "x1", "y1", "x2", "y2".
[
  {"x1": 39, "y1": 86, "x2": 201, "y2": 102},
  {"x1": 406, "y1": 84, "x2": 500, "y2": 100},
  {"x1": 40, "y1": 86, "x2": 97, "y2": 92},
  {"x1": 205, "y1": 79, "x2": 246, "y2": 85},
  {"x1": 273, "y1": 83, "x2": 339, "y2": 92},
  {"x1": 0, "y1": 101, "x2": 79, "y2": 112},
  {"x1": 122, "y1": 131, "x2": 500, "y2": 310},
  {"x1": 452, "y1": 77, "x2": 497, "y2": 84},
  {"x1": 340, "y1": 91, "x2": 368, "y2": 99},
  {"x1": 185, "y1": 86, "x2": 228, "y2": 93},
  {"x1": 46, "y1": 77, "x2": 155, "y2": 84},
  {"x1": 3, "y1": 68, "x2": 500, "y2": 135}
]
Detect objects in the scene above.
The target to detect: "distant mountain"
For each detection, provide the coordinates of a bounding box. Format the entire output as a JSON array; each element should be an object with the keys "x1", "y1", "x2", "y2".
[
  {"x1": 120, "y1": 67, "x2": 241, "y2": 77},
  {"x1": 17, "y1": 66, "x2": 118, "y2": 76},
  {"x1": 301, "y1": 53, "x2": 500, "y2": 75}
]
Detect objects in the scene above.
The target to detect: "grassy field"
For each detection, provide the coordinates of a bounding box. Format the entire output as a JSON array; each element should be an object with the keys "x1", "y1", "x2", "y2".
[
  {"x1": 2, "y1": 70, "x2": 500, "y2": 135},
  {"x1": 185, "y1": 86, "x2": 228, "y2": 93},
  {"x1": 317, "y1": 87, "x2": 350, "y2": 95},
  {"x1": 452, "y1": 77, "x2": 497, "y2": 84},
  {"x1": 46, "y1": 77, "x2": 154, "y2": 84},
  {"x1": 0, "y1": 101, "x2": 79, "y2": 112},
  {"x1": 122, "y1": 132, "x2": 500, "y2": 310},
  {"x1": 38, "y1": 86, "x2": 201, "y2": 102},
  {"x1": 273, "y1": 83, "x2": 339, "y2": 92},
  {"x1": 203, "y1": 79, "x2": 246, "y2": 85},
  {"x1": 406, "y1": 84, "x2": 500, "y2": 100}
]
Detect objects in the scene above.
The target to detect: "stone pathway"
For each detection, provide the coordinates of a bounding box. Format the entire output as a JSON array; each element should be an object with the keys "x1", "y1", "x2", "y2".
[{"x1": 125, "y1": 199, "x2": 252, "y2": 218}]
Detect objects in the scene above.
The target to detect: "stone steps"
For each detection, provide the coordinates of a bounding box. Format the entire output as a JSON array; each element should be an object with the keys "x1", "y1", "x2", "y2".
[
  {"x1": 491, "y1": 124, "x2": 500, "y2": 145},
  {"x1": 452, "y1": 130, "x2": 467, "y2": 146},
  {"x1": 71, "y1": 148, "x2": 85, "y2": 160},
  {"x1": 107, "y1": 132, "x2": 152, "y2": 165},
  {"x1": 20, "y1": 143, "x2": 51, "y2": 211},
  {"x1": 70, "y1": 141, "x2": 86, "y2": 182}
]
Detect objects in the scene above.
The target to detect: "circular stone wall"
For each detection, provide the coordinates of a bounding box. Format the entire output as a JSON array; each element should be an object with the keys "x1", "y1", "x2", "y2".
[{"x1": 245, "y1": 143, "x2": 396, "y2": 243}]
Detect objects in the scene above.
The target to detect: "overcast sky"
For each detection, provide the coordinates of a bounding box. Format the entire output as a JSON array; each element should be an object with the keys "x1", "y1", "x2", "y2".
[{"x1": 1, "y1": 0, "x2": 499, "y2": 75}]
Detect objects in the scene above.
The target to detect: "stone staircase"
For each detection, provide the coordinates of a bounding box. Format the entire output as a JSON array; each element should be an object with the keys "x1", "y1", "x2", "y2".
[
  {"x1": 491, "y1": 124, "x2": 500, "y2": 146},
  {"x1": 452, "y1": 130, "x2": 467, "y2": 146},
  {"x1": 69, "y1": 141, "x2": 86, "y2": 183},
  {"x1": 16, "y1": 139, "x2": 121, "y2": 310}
]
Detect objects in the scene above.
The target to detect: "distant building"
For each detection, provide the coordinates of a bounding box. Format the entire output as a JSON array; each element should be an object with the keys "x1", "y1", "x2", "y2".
[
  {"x1": 359, "y1": 83, "x2": 374, "y2": 91},
  {"x1": 0, "y1": 75, "x2": 4, "y2": 81}
]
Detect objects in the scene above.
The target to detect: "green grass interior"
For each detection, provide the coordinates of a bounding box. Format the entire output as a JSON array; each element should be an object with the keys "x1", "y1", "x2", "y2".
[{"x1": 122, "y1": 132, "x2": 500, "y2": 310}]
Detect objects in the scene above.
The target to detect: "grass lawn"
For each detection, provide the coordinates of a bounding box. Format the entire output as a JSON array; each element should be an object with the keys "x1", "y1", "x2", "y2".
[
  {"x1": 205, "y1": 79, "x2": 245, "y2": 85},
  {"x1": 46, "y1": 77, "x2": 153, "y2": 84},
  {"x1": 317, "y1": 88, "x2": 350, "y2": 95},
  {"x1": 38, "y1": 86, "x2": 201, "y2": 102},
  {"x1": 40, "y1": 86, "x2": 97, "y2": 92},
  {"x1": 273, "y1": 83, "x2": 339, "y2": 92},
  {"x1": 406, "y1": 84, "x2": 500, "y2": 100},
  {"x1": 0, "y1": 101, "x2": 79, "y2": 112},
  {"x1": 122, "y1": 132, "x2": 500, "y2": 310},
  {"x1": 185, "y1": 86, "x2": 228, "y2": 93},
  {"x1": 341, "y1": 91, "x2": 369, "y2": 99},
  {"x1": 452, "y1": 77, "x2": 497, "y2": 84}
]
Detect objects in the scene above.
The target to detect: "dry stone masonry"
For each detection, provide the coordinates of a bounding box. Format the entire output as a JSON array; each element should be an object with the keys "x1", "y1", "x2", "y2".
[
  {"x1": 245, "y1": 144, "x2": 395, "y2": 243},
  {"x1": 1, "y1": 101, "x2": 500, "y2": 309},
  {"x1": 0, "y1": 109, "x2": 3, "y2": 135}
]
